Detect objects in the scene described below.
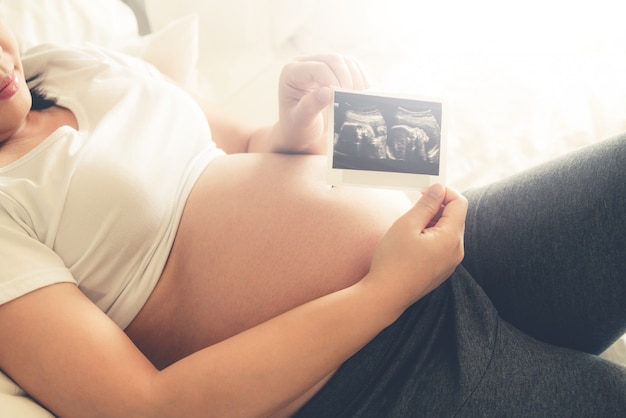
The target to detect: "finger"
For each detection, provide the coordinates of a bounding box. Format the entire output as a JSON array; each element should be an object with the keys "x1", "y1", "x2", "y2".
[
  {"x1": 285, "y1": 60, "x2": 340, "y2": 93},
  {"x1": 432, "y1": 187, "x2": 468, "y2": 232},
  {"x1": 404, "y1": 183, "x2": 446, "y2": 231},
  {"x1": 318, "y1": 56, "x2": 353, "y2": 90},
  {"x1": 442, "y1": 186, "x2": 465, "y2": 206},
  {"x1": 344, "y1": 56, "x2": 370, "y2": 91},
  {"x1": 295, "y1": 54, "x2": 367, "y2": 90},
  {"x1": 291, "y1": 87, "x2": 333, "y2": 125}
]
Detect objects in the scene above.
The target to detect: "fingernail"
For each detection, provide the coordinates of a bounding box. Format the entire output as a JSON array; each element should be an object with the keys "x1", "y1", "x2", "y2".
[{"x1": 427, "y1": 184, "x2": 445, "y2": 199}]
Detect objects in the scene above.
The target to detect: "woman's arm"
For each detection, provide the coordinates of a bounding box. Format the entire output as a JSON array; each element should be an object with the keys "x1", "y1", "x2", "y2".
[
  {"x1": 0, "y1": 185, "x2": 466, "y2": 418},
  {"x1": 0, "y1": 281, "x2": 389, "y2": 418},
  {"x1": 190, "y1": 54, "x2": 370, "y2": 155}
]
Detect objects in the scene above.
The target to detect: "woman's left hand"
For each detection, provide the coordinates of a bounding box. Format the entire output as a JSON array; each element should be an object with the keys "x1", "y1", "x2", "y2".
[{"x1": 274, "y1": 54, "x2": 370, "y2": 154}]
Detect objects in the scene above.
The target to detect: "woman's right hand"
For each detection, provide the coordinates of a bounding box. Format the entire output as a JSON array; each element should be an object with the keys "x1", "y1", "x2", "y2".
[{"x1": 364, "y1": 184, "x2": 468, "y2": 314}]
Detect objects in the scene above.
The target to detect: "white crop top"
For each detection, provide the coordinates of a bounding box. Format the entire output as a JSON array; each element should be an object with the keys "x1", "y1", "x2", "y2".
[{"x1": 0, "y1": 44, "x2": 224, "y2": 328}]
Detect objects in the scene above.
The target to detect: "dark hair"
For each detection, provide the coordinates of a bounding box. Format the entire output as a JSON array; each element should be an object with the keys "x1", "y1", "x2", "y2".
[{"x1": 26, "y1": 74, "x2": 57, "y2": 111}]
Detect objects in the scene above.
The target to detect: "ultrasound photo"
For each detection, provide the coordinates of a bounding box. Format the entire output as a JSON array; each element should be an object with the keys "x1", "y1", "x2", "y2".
[{"x1": 332, "y1": 90, "x2": 442, "y2": 176}]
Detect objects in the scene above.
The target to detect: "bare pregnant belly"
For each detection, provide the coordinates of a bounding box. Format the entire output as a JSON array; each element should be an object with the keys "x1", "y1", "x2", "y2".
[{"x1": 125, "y1": 152, "x2": 411, "y2": 414}]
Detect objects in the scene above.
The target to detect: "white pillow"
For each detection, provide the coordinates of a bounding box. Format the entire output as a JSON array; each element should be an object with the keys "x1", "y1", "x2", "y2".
[
  {"x1": 0, "y1": 0, "x2": 198, "y2": 88},
  {"x1": 121, "y1": 14, "x2": 199, "y2": 89},
  {"x1": 0, "y1": 0, "x2": 139, "y2": 52}
]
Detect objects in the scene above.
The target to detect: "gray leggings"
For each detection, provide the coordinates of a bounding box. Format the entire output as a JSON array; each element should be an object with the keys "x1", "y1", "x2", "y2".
[{"x1": 295, "y1": 133, "x2": 626, "y2": 417}]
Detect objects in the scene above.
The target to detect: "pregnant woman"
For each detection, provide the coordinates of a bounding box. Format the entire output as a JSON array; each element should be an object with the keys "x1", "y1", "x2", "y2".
[{"x1": 1, "y1": 17, "x2": 624, "y2": 417}]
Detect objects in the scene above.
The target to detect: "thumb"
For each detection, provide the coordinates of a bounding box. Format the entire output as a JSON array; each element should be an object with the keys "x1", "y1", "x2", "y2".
[
  {"x1": 291, "y1": 87, "x2": 333, "y2": 125},
  {"x1": 406, "y1": 184, "x2": 446, "y2": 231}
]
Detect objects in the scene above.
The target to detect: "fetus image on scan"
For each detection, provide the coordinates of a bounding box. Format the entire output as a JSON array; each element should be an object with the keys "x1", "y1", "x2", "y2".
[
  {"x1": 332, "y1": 91, "x2": 442, "y2": 176},
  {"x1": 387, "y1": 106, "x2": 440, "y2": 164},
  {"x1": 335, "y1": 106, "x2": 387, "y2": 160}
]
